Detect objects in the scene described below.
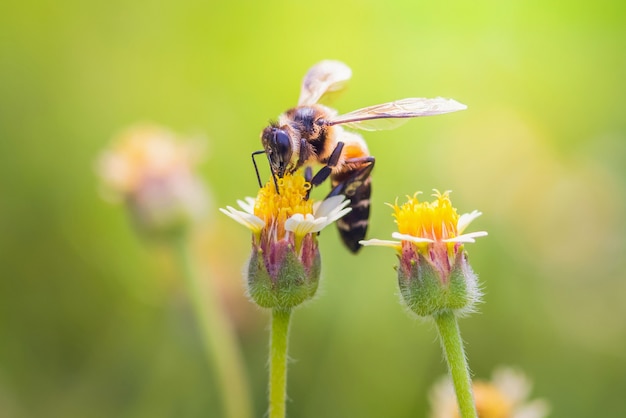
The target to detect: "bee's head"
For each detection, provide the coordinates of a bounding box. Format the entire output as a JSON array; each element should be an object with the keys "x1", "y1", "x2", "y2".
[{"x1": 261, "y1": 125, "x2": 293, "y2": 178}]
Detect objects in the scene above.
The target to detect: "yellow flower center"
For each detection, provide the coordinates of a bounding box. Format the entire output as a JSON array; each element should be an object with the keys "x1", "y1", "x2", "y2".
[
  {"x1": 472, "y1": 382, "x2": 514, "y2": 418},
  {"x1": 254, "y1": 172, "x2": 313, "y2": 228},
  {"x1": 392, "y1": 190, "x2": 459, "y2": 241}
]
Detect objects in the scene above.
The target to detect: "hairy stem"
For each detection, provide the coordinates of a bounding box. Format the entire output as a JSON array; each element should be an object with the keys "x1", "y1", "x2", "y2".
[
  {"x1": 434, "y1": 310, "x2": 478, "y2": 418},
  {"x1": 269, "y1": 308, "x2": 293, "y2": 418}
]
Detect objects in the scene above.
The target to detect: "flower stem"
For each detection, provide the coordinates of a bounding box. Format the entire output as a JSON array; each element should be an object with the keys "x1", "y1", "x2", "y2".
[
  {"x1": 433, "y1": 310, "x2": 477, "y2": 418},
  {"x1": 269, "y1": 308, "x2": 293, "y2": 418},
  {"x1": 173, "y1": 236, "x2": 253, "y2": 418}
]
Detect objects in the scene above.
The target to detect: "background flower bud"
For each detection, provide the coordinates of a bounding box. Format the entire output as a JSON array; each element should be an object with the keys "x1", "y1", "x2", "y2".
[{"x1": 97, "y1": 124, "x2": 209, "y2": 239}]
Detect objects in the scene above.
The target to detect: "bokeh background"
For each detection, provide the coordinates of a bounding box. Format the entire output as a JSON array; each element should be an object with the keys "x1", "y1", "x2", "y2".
[{"x1": 1, "y1": 1, "x2": 625, "y2": 417}]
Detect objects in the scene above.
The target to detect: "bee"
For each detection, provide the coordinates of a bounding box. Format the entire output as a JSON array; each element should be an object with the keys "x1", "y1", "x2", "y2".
[{"x1": 253, "y1": 60, "x2": 467, "y2": 253}]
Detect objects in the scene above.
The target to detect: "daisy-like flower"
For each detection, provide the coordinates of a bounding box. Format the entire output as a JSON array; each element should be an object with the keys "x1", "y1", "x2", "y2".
[
  {"x1": 429, "y1": 367, "x2": 550, "y2": 418},
  {"x1": 359, "y1": 190, "x2": 488, "y2": 418},
  {"x1": 360, "y1": 190, "x2": 487, "y2": 316},
  {"x1": 220, "y1": 172, "x2": 351, "y2": 309},
  {"x1": 97, "y1": 123, "x2": 209, "y2": 238}
]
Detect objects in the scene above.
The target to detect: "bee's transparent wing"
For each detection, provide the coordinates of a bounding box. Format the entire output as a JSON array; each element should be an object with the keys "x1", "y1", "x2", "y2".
[
  {"x1": 298, "y1": 60, "x2": 352, "y2": 106},
  {"x1": 328, "y1": 97, "x2": 467, "y2": 131}
]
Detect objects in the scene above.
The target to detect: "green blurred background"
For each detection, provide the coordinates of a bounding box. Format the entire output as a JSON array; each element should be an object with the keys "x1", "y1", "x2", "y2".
[{"x1": 1, "y1": 0, "x2": 625, "y2": 417}]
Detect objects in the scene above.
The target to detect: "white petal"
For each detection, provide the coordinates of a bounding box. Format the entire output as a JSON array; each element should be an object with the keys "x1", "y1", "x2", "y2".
[
  {"x1": 314, "y1": 195, "x2": 351, "y2": 218},
  {"x1": 323, "y1": 207, "x2": 352, "y2": 226},
  {"x1": 359, "y1": 238, "x2": 402, "y2": 248},
  {"x1": 283, "y1": 195, "x2": 353, "y2": 236},
  {"x1": 392, "y1": 232, "x2": 435, "y2": 244},
  {"x1": 285, "y1": 213, "x2": 322, "y2": 236},
  {"x1": 219, "y1": 206, "x2": 265, "y2": 233},
  {"x1": 442, "y1": 236, "x2": 475, "y2": 243},
  {"x1": 457, "y1": 210, "x2": 482, "y2": 234},
  {"x1": 443, "y1": 231, "x2": 488, "y2": 243},
  {"x1": 307, "y1": 217, "x2": 329, "y2": 233},
  {"x1": 236, "y1": 197, "x2": 257, "y2": 214},
  {"x1": 287, "y1": 213, "x2": 306, "y2": 224},
  {"x1": 312, "y1": 199, "x2": 323, "y2": 214},
  {"x1": 512, "y1": 400, "x2": 550, "y2": 418},
  {"x1": 309, "y1": 204, "x2": 353, "y2": 233},
  {"x1": 492, "y1": 367, "x2": 532, "y2": 404}
]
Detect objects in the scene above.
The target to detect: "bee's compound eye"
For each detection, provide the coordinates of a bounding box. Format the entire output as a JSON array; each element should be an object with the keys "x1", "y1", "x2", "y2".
[
  {"x1": 273, "y1": 129, "x2": 291, "y2": 155},
  {"x1": 264, "y1": 127, "x2": 292, "y2": 176}
]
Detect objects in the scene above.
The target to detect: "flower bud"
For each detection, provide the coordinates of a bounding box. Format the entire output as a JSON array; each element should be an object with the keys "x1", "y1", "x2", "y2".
[
  {"x1": 247, "y1": 237, "x2": 321, "y2": 309},
  {"x1": 397, "y1": 243, "x2": 479, "y2": 317},
  {"x1": 360, "y1": 191, "x2": 487, "y2": 317}
]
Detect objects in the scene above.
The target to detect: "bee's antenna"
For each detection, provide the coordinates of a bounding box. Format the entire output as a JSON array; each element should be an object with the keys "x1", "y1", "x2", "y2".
[
  {"x1": 251, "y1": 150, "x2": 265, "y2": 188},
  {"x1": 251, "y1": 149, "x2": 280, "y2": 194}
]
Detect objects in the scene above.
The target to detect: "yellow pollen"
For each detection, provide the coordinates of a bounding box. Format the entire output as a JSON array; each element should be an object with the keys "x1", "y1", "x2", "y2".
[
  {"x1": 254, "y1": 172, "x2": 313, "y2": 228},
  {"x1": 391, "y1": 190, "x2": 459, "y2": 241}
]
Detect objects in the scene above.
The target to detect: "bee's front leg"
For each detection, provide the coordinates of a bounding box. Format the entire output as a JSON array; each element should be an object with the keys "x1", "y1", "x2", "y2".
[
  {"x1": 309, "y1": 141, "x2": 345, "y2": 187},
  {"x1": 297, "y1": 138, "x2": 310, "y2": 168}
]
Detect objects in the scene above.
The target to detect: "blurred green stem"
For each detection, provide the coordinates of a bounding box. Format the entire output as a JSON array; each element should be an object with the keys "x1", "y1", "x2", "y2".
[
  {"x1": 173, "y1": 235, "x2": 253, "y2": 418},
  {"x1": 269, "y1": 308, "x2": 292, "y2": 418},
  {"x1": 434, "y1": 310, "x2": 477, "y2": 418}
]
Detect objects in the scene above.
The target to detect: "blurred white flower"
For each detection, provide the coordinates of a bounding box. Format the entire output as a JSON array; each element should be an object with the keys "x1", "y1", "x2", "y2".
[{"x1": 429, "y1": 367, "x2": 550, "y2": 418}]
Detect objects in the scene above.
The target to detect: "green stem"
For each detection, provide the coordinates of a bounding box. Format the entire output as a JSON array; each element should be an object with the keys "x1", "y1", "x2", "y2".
[
  {"x1": 433, "y1": 310, "x2": 478, "y2": 418},
  {"x1": 173, "y1": 236, "x2": 253, "y2": 418},
  {"x1": 269, "y1": 308, "x2": 293, "y2": 418}
]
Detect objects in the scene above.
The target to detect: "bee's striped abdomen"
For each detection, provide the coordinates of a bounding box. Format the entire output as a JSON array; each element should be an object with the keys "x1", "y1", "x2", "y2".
[{"x1": 330, "y1": 158, "x2": 375, "y2": 253}]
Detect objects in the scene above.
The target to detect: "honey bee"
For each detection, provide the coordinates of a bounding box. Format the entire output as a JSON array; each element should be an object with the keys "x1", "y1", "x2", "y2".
[{"x1": 253, "y1": 60, "x2": 467, "y2": 253}]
